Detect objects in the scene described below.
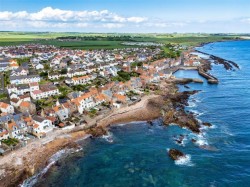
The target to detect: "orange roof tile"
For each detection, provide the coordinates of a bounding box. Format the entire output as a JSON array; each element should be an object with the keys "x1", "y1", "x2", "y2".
[
  {"x1": 0, "y1": 102, "x2": 10, "y2": 109},
  {"x1": 20, "y1": 101, "x2": 30, "y2": 108},
  {"x1": 33, "y1": 124, "x2": 39, "y2": 129},
  {"x1": 113, "y1": 94, "x2": 126, "y2": 102}
]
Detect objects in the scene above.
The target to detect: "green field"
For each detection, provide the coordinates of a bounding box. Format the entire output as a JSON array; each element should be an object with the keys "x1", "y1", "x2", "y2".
[{"x1": 0, "y1": 32, "x2": 245, "y2": 49}]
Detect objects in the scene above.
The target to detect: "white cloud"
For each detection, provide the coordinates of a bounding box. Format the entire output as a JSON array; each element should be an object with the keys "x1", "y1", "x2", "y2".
[
  {"x1": 0, "y1": 7, "x2": 146, "y2": 23},
  {"x1": 0, "y1": 7, "x2": 249, "y2": 32},
  {"x1": 0, "y1": 7, "x2": 149, "y2": 31},
  {"x1": 102, "y1": 23, "x2": 124, "y2": 29}
]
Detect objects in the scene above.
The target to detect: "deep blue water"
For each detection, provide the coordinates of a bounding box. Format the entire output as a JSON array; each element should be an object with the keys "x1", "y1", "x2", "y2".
[{"x1": 32, "y1": 40, "x2": 250, "y2": 187}]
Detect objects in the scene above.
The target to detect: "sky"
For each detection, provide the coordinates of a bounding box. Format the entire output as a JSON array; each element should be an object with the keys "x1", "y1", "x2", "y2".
[{"x1": 0, "y1": 0, "x2": 250, "y2": 33}]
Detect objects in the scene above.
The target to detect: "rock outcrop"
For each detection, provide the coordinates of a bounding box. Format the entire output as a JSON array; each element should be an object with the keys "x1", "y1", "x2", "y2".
[
  {"x1": 202, "y1": 122, "x2": 212, "y2": 127},
  {"x1": 86, "y1": 126, "x2": 108, "y2": 137},
  {"x1": 162, "y1": 90, "x2": 201, "y2": 133},
  {"x1": 168, "y1": 149, "x2": 185, "y2": 160}
]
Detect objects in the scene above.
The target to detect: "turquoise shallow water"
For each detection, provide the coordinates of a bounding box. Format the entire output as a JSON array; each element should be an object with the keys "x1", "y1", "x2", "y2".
[{"x1": 32, "y1": 41, "x2": 250, "y2": 187}]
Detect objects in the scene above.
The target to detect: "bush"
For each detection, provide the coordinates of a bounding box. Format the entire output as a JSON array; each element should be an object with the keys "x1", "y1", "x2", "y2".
[{"x1": 2, "y1": 138, "x2": 19, "y2": 146}]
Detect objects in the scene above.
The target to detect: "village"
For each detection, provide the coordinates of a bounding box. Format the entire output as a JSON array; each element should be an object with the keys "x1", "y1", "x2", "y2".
[{"x1": 0, "y1": 43, "x2": 202, "y2": 155}]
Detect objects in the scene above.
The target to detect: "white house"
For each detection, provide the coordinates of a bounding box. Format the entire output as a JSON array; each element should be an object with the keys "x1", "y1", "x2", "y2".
[
  {"x1": 10, "y1": 67, "x2": 29, "y2": 76},
  {"x1": 71, "y1": 75, "x2": 94, "y2": 85},
  {"x1": 32, "y1": 115, "x2": 54, "y2": 134},
  {"x1": 0, "y1": 102, "x2": 14, "y2": 114},
  {"x1": 0, "y1": 128, "x2": 9, "y2": 141},
  {"x1": 72, "y1": 92, "x2": 95, "y2": 114},
  {"x1": 35, "y1": 64, "x2": 44, "y2": 70},
  {"x1": 10, "y1": 75, "x2": 41, "y2": 85},
  {"x1": 7, "y1": 83, "x2": 39, "y2": 95},
  {"x1": 30, "y1": 87, "x2": 59, "y2": 100},
  {"x1": 5, "y1": 122, "x2": 22, "y2": 139},
  {"x1": 29, "y1": 82, "x2": 40, "y2": 92}
]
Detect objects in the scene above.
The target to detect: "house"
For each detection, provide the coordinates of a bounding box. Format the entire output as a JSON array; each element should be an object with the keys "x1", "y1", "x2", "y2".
[
  {"x1": 46, "y1": 116, "x2": 59, "y2": 126},
  {"x1": 0, "y1": 127, "x2": 9, "y2": 141},
  {"x1": 0, "y1": 64, "x2": 9, "y2": 72},
  {"x1": 0, "y1": 113, "x2": 22, "y2": 125},
  {"x1": 10, "y1": 67, "x2": 29, "y2": 76},
  {"x1": 48, "y1": 73, "x2": 66, "y2": 80},
  {"x1": 29, "y1": 82, "x2": 39, "y2": 92},
  {"x1": 5, "y1": 121, "x2": 22, "y2": 139},
  {"x1": 32, "y1": 115, "x2": 53, "y2": 138},
  {"x1": 72, "y1": 92, "x2": 95, "y2": 114},
  {"x1": 67, "y1": 69, "x2": 87, "y2": 78},
  {"x1": 19, "y1": 101, "x2": 36, "y2": 115},
  {"x1": 113, "y1": 94, "x2": 127, "y2": 103},
  {"x1": 94, "y1": 94, "x2": 107, "y2": 106},
  {"x1": 30, "y1": 84, "x2": 59, "y2": 100},
  {"x1": 35, "y1": 63, "x2": 44, "y2": 70},
  {"x1": 7, "y1": 83, "x2": 40, "y2": 96},
  {"x1": 71, "y1": 75, "x2": 94, "y2": 85},
  {"x1": 53, "y1": 105, "x2": 70, "y2": 121},
  {"x1": 0, "y1": 102, "x2": 14, "y2": 114},
  {"x1": 10, "y1": 98, "x2": 21, "y2": 108},
  {"x1": 12, "y1": 84, "x2": 30, "y2": 95},
  {"x1": 10, "y1": 75, "x2": 41, "y2": 85},
  {"x1": 62, "y1": 101, "x2": 78, "y2": 115}
]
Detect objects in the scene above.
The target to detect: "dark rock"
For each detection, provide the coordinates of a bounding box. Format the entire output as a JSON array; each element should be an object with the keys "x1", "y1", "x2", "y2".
[
  {"x1": 202, "y1": 122, "x2": 212, "y2": 127},
  {"x1": 191, "y1": 138, "x2": 197, "y2": 143},
  {"x1": 85, "y1": 126, "x2": 108, "y2": 137},
  {"x1": 147, "y1": 120, "x2": 153, "y2": 126},
  {"x1": 175, "y1": 139, "x2": 182, "y2": 144},
  {"x1": 163, "y1": 109, "x2": 200, "y2": 133},
  {"x1": 196, "y1": 50, "x2": 239, "y2": 70},
  {"x1": 168, "y1": 149, "x2": 185, "y2": 160},
  {"x1": 179, "y1": 135, "x2": 185, "y2": 141}
]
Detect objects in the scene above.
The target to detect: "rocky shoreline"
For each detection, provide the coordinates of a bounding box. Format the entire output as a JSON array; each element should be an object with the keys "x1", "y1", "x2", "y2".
[
  {"x1": 196, "y1": 50, "x2": 240, "y2": 71},
  {"x1": 0, "y1": 43, "x2": 241, "y2": 187},
  {"x1": 0, "y1": 80, "x2": 204, "y2": 187}
]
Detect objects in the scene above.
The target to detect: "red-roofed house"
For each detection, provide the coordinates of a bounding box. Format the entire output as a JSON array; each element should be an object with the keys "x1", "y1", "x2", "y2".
[{"x1": 0, "y1": 102, "x2": 14, "y2": 114}]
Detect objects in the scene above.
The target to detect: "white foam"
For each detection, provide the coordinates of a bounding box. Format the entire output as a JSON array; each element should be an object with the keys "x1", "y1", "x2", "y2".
[
  {"x1": 175, "y1": 154, "x2": 194, "y2": 166},
  {"x1": 187, "y1": 100, "x2": 196, "y2": 108},
  {"x1": 173, "y1": 136, "x2": 188, "y2": 147},
  {"x1": 222, "y1": 128, "x2": 234, "y2": 136},
  {"x1": 102, "y1": 132, "x2": 114, "y2": 143},
  {"x1": 195, "y1": 134, "x2": 209, "y2": 146},
  {"x1": 116, "y1": 123, "x2": 127, "y2": 127},
  {"x1": 189, "y1": 110, "x2": 204, "y2": 117}
]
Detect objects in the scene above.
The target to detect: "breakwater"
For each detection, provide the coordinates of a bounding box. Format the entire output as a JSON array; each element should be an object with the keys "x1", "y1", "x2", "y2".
[{"x1": 198, "y1": 67, "x2": 219, "y2": 84}]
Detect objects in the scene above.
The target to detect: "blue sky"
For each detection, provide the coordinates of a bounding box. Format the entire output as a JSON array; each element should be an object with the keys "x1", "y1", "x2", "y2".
[{"x1": 0, "y1": 0, "x2": 250, "y2": 33}]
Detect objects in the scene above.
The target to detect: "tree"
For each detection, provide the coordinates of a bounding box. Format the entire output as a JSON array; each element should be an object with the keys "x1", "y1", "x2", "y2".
[{"x1": 60, "y1": 68, "x2": 67, "y2": 74}]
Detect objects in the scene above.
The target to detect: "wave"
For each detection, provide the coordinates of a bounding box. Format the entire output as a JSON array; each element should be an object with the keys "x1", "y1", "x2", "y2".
[
  {"x1": 173, "y1": 135, "x2": 188, "y2": 147},
  {"x1": 101, "y1": 132, "x2": 114, "y2": 143},
  {"x1": 175, "y1": 154, "x2": 194, "y2": 166},
  {"x1": 221, "y1": 128, "x2": 234, "y2": 136},
  {"x1": 116, "y1": 123, "x2": 127, "y2": 127},
  {"x1": 193, "y1": 134, "x2": 209, "y2": 146},
  {"x1": 189, "y1": 109, "x2": 204, "y2": 117},
  {"x1": 187, "y1": 100, "x2": 197, "y2": 108},
  {"x1": 20, "y1": 148, "x2": 82, "y2": 187}
]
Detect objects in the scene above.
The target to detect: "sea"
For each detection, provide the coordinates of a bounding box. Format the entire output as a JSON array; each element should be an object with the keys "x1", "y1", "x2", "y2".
[{"x1": 24, "y1": 40, "x2": 250, "y2": 187}]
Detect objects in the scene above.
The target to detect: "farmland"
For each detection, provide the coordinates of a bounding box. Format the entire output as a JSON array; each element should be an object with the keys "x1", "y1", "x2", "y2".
[{"x1": 0, "y1": 32, "x2": 244, "y2": 49}]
